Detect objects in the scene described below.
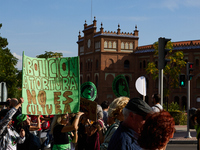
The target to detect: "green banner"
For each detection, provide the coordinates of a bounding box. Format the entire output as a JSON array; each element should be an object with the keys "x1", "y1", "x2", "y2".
[
  {"x1": 22, "y1": 53, "x2": 80, "y2": 115},
  {"x1": 112, "y1": 75, "x2": 130, "y2": 98}
]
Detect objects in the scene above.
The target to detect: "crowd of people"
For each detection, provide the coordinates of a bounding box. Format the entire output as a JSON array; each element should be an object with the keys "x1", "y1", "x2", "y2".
[{"x1": 0, "y1": 94, "x2": 178, "y2": 150}]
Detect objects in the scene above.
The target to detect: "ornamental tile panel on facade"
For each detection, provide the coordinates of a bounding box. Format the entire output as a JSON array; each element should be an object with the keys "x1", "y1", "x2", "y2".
[{"x1": 77, "y1": 17, "x2": 200, "y2": 109}]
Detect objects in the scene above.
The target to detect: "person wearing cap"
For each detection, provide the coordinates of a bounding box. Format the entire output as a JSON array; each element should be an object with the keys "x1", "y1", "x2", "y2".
[
  {"x1": 107, "y1": 97, "x2": 152, "y2": 150},
  {"x1": 151, "y1": 94, "x2": 163, "y2": 112},
  {"x1": 100, "y1": 96, "x2": 130, "y2": 150},
  {"x1": 0, "y1": 97, "x2": 25, "y2": 150}
]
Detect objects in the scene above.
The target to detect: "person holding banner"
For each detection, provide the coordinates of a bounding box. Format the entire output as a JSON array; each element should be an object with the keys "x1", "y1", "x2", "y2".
[
  {"x1": 50, "y1": 112, "x2": 84, "y2": 150},
  {"x1": 0, "y1": 97, "x2": 25, "y2": 150},
  {"x1": 100, "y1": 96, "x2": 130, "y2": 150}
]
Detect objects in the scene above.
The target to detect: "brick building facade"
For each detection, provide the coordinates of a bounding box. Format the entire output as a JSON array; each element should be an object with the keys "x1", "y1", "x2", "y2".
[{"x1": 77, "y1": 17, "x2": 200, "y2": 109}]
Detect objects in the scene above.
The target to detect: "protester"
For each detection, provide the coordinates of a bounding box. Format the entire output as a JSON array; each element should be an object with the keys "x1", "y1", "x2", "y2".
[
  {"x1": 0, "y1": 97, "x2": 25, "y2": 150},
  {"x1": 30, "y1": 115, "x2": 43, "y2": 143},
  {"x1": 190, "y1": 108, "x2": 200, "y2": 150},
  {"x1": 138, "y1": 110, "x2": 175, "y2": 150},
  {"x1": 77, "y1": 114, "x2": 88, "y2": 150},
  {"x1": 68, "y1": 113, "x2": 78, "y2": 150},
  {"x1": 100, "y1": 96, "x2": 130, "y2": 150},
  {"x1": 15, "y1": 114, "x2": 41, "y2": 150},
  {"x1": 40, "y1": 115, "x2": 54, "y2": 149},
  {"x1": 151, "y1": 94, "x2": 163, "y2": 112},
  {"x1": 83, "y1": 104, "x2": 106, "y2": 150},
  {"x1": 50, "y1": 112, "x2": 84, "y2": 150},
  {"x1": 108, "y1": 97, "x2": 152, "y2": 150},
  {"x1": 101, "y1": 100, "x2": 109, "y2": 127}
]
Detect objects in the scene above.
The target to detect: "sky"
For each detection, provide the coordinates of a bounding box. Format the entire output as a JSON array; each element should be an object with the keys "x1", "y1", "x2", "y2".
[{"x1": 0, "y1": 0, "x2": 200, "y2": 70}]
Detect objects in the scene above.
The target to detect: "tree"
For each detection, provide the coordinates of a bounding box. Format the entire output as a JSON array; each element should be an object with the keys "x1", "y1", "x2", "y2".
[
  {"x1": 0, "y1": 24, "x2": 19, "y2": 98},
  {"x1": 146, "y1": 41, "x2": 186, "y2": 98},
  {"x1": 36, "y1": 51, "x2": 63, "y2": 58}
]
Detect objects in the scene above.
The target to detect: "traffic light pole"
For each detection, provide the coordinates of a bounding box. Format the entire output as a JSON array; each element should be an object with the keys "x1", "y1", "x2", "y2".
[
  {"x1": 158, "y1": 70, "x2": 161, "y2": 95},
  {"x1": 158, "y1": 37, "x2": 171, "y2": 107},
  {"x1": 185, "y1": 79, "x2": 192, "y2": 138},
  {"x1": 160, "y1": 69, "x2": 163, "y2": 106},
  {"x1": 185, "y1": 63, "x2": 192, "y2": 138}
]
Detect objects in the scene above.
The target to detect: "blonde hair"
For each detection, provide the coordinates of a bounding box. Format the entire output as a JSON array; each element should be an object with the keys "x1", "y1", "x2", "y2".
[{"x1": 108, "y1": 96, "x2": 130, "y2": 118}]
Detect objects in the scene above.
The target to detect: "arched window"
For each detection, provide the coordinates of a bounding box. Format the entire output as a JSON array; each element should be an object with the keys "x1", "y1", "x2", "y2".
[
  {"x1": 109, "y1": 41, "x2": 112, "y2": 48},
  {"x1": 88, "y1": 61, "x2": 90, "y2": 71},
  {"x1": 86, "y1": 62, "x2": 88, "y2": 71},
  {"x1": 140, "y1": 62, "x2": 142, "y2": 69},
  {"x1": 90, "y1": 62, "x2": 92, "y2": 70},
  {"x1": 125, "y1": 76, "x2": 129, "y2": 87},
  {"x1": 104, "y1": 41, "x2": 108, "y2": 48},
  {"x1": 197, "y1": 77, "x2": 200, "y2": 88},
  {"x1": 80, "y1": 62, "x2": 83, "y2": 72},
  {"x1": 181, "y1": 96, "x2": 187, "y2": 110},
  {"x1": 87, "y1": 76, "x2": 90, "y2": 82},
  {"x1": 113, "y1": 42, "x2": 116, "y2": 48},
  {"x1": 96, "y1": 60, "x2": 99, "y2": 70},
  {"x1": 125, "y1": 43, "x2": 129, "y2": 49},
  {"x1": 174, "y1": 96, "x2": 179, "y2": 105},
  {"x1": 143, "y1": 60, "x2": 146, "y2": 68},
  {"x1": 124, "y1": 60, "x2": 130, "y2": 69},
  {"x1": 196, "y1": 59, "x2": 199, "y2": 66},
  {"x1": 129, "y1": 43, "x2": 133, "y2": 49},
  {"x1": 95, "y1": 75, "x2": 98, "y2": 87},
  {"x1": 121, "y1": 42, "x2": 125, "y2": 49}
]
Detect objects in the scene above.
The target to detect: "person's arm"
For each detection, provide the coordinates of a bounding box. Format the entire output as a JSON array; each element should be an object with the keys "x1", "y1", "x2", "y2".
[
  {"x1": 61, "y1": 112, "x2": 84, "y2": 133},
  {"x1": 71, "y1": 130, "x2": 78, "y2": 143},
  {"x1": 0, "y1": 98, "x2": 24, "y2": 134},
  {"x1": 18, "y1": 128, "x2": 26, "y2": 144},
  {"x1": 29, "y1": 115, "x2": 41, "y2": 131},
  {"x1": 97, "y1": 123, "x2": 104, "y2": 144}
]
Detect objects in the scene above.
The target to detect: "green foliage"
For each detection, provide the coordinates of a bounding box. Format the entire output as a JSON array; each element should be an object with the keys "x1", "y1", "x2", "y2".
[
  {"x1": 145, "y1": 41, "x2": 186, "y2": 97},
  {"x1": 36, "y1": 51, "x2": 63, "y2": 58},
  {"x1": 163, "y1": 102, "x2": 180, "y2": 111},
  {"x1": 0, "y1": 24, "x2": 18, "y2": 98},
  {"x1": 164, "y1": 102, "x2": 187, "y2": 125}
]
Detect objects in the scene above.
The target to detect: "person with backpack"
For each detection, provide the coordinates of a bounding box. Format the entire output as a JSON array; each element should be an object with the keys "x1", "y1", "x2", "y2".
[
  {"x1": 100, "y1": 96, "x2": 130, "y2": 150},
  {"x1": 151, "y1": 94, "x2": 163, "y2": 112},
  {"x1": 0, "y1": 97, "x2": 25, "y2": 150}
]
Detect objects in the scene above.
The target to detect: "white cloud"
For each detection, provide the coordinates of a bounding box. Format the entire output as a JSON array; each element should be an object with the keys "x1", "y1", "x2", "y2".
[
  {"x1": 13, "y1": 52, "x2": 22, "y2": 60},
  {"x1": 16, "y1": 61, "x2": 22, "y2": 70},
  {"x1": 184, "y1": 0, "x2": 200, "y2": 7},
  {"x1": 162, "y1": 0, "x2": 180, "y2": 11},
  {"x1": 12, "y1": 53, "x2": 22, "y2": 70},
  {"x1": 158, "y1": 0, "x2": 200, "y2": 11}
]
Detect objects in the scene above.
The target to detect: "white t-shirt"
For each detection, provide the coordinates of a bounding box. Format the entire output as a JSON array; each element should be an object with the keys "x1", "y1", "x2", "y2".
[
  {"x1": 6, "y1": 128, "x2": 25, "y2": 150},
  {"x1": 152, "y1": 104, "x2": 163, "y2": 112}
]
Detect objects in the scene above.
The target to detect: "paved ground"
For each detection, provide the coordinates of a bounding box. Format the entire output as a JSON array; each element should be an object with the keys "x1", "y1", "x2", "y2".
[{"x1": 169, "y1": 125, "x2": 197, "y2": 144}]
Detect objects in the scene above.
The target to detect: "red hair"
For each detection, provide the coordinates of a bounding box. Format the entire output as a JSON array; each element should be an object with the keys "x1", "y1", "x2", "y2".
[{"x1": 138, "y1": 111, "x2": 175, "y2": 150}]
